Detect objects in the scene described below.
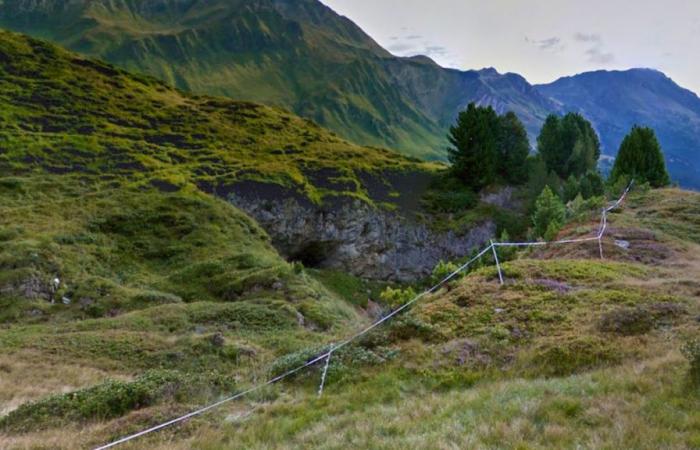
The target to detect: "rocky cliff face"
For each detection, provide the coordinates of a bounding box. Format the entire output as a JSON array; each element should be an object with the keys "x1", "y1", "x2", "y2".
[{"x1": 226, "y1": 184, "x2": 495, "y2": 282}]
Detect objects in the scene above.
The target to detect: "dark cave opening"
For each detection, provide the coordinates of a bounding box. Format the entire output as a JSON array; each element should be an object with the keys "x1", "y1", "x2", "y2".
[{"x1": 288, "y1": 241, "x2": 338, "y2": 268}]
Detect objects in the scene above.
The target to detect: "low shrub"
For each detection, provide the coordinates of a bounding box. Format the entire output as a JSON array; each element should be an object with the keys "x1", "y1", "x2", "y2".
[
  {"x1": 379, "y1": 286, "x2": 417, "y2": 308},
  {"x1": 525, "y1": 336, "x2": 622, "y2": 377},
  {"x1": 598, "y1": 303, "x2": 686, "y2": 335},
  {"x1": 0, "y1": 370, "x2": 234, "y2": 432},
  {"x1": 681, "y1": 338, "x2": 700, "y2": 387},
  {"x1": 598, "y1": 306, "x2": 654, "y2": 335},
  {"x1": 431, "y1": 260, "x2": 460, "y2": 284}
]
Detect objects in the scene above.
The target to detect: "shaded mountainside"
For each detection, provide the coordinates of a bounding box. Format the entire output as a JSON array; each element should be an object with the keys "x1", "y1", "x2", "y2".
[
  {"x1": 537, "y1": 69, "x2": 700, "y2": 189},
  {"x1": 0, "y1": 0, "x2": 558, "y2": 159}
]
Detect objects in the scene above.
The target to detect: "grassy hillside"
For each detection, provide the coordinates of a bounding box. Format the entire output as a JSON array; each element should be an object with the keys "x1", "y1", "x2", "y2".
[
  {"x1": 0, "y1": 0, "x2": 557, "y2": 160},
  {"x1": 0, "y1": 30, "x2": 437, "y2": 206},
  {"x1": 1, "y1": 185, "x2": 698, "y2": 448}
]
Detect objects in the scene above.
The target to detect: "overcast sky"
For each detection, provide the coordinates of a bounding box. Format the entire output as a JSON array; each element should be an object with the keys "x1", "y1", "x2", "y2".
[{"x1": 321, "y1": 0, "x2": 700, "y2": 94}]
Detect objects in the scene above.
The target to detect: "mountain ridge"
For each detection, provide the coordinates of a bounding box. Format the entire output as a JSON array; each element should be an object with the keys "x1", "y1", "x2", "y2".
[
  {"x1": 536, "y1": 68, "x2": 700, "y2": 188},
  {"x1": 0, "y1": 0, "x2": 699, "y2": 188}
]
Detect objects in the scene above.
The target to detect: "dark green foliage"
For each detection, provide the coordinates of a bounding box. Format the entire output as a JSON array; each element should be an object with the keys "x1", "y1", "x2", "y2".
[
  {"x1": 537, "y1": 113, "x2": 601, "y2": 179},
  {"x1": 526, "y1": 156, "x2": 561, "y2": 205},
  {"x1": 611, "y1": 126, "x2": 670, "y2": 188},
  {"x1": 532, "y1": 186, "x2": 566, "y2": 239},
  {"x1": 497, "y1": 111, "x2": 531, "y2": 184},
  {"x1": 563, "y1": 171, "x2": 605, "y2": 202},
  {"x1": 448, "y1": 104, "x2": 531, "y2": 190},
  {"x1": 448, "y1": 103, "x2": 499, "y2": 190},
  {"x1": 0, "y1": 370, "x2": 235, "y2": 431},
  {"x1": 423, "y1": 175, "x2": 478, "y2": 213},
  {"x1": 563, "y1": 175, "x2": 580, "y2": 202}
]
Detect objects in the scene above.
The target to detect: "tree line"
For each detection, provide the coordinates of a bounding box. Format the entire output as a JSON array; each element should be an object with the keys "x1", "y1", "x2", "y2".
[{"x1": 446, "y1": 102, "x2": 670, "y2": 239}]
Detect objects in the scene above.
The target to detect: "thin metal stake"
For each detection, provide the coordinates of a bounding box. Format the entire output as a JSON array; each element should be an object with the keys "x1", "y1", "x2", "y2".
[
  {"x1": 598, "y1": 210, "x2": 607, "y2": 259},
  {"x1": 491, "y1": 241, "x2": 504, "y2": 285},
  {"x1": 317, "y1": 346, "x2": 333, "y2": 398}
]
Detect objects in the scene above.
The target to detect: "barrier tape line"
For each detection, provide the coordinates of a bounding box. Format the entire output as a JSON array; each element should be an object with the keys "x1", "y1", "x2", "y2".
[{"x1": 94, "y1": 182, "x2": 633, "y2": 449}]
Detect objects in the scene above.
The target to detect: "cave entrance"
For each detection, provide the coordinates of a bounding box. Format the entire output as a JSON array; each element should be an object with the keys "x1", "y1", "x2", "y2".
[{"x1": 288, "y1": 241, "x2": 338, "y2": 268}]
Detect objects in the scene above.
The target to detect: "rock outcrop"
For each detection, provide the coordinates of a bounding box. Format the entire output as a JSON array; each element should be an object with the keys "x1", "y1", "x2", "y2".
[{"x1": 226, "y1": 184, "x2": 495, "y2": 282}]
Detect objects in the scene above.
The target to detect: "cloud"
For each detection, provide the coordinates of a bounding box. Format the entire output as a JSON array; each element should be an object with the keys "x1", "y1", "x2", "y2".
[
  {"x1": 424, "y1": 45, "x2": 449, "y2": 57},
  {"x1": 573, "y1": 32, "x2": 602, "y2": 43},
  {"x1": 586, "y1": 47, "x2": 615, "y2": 64},
  {"x1": 525, "y1": 36, "x2": 565, "y2": 52},
  {"x1": 387, "y1": 42, "x2": 415, "y2": 53},
  {"x1": 573, "y1": 32, "x2": 614, "y2": 64}
]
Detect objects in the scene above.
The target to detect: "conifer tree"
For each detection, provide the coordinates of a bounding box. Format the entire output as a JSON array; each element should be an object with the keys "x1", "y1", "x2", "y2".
[
  {"x1": 532, "y1": 186, "x2": 566, "y2": 238},
  {"x1": 610, "y1": 126, "x2": 670, "y2": 187},
  {"x1": 448, "y1": 103, "x2": 499, "y2": 190},
  {"x1": 537, "y1": 113, "x2": 600, "y2": 179},
  {"x1": 497, "y1": 111, "x2": 530, "y2": 184}
]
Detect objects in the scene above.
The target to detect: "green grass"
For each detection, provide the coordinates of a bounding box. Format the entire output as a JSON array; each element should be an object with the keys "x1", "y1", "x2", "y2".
[
  {"x1": 0, "y1": 30, "x2": 440, "y2": 207},
  {"x1": 0, "y1": 187, "x2": 698, "y2": 449}
]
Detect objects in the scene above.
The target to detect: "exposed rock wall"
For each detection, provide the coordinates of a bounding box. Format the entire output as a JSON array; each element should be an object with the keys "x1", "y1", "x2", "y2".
[{"x1": 227, "y1": 186, "x2": 495, "y2": 282}]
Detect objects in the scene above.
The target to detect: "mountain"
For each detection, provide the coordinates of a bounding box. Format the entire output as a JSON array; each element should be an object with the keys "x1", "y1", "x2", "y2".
[
  {"x1": 0, "y1": 0, "x2": 557, "y2": 159},
  {"x1": 1, "y1": 1, "x2": 699, "y2": 187},
  {"x1": 537, "y1": 69, "x2": 700, "y2": 189},
  {"x1": 0, "y1": 26, "x2": 699, "y2": 450}
]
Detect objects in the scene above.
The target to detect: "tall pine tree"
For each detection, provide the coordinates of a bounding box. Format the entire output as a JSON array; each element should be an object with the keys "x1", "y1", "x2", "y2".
[
  {"x1": 537, "y1": 113, "x2": 600, "y2": 179},
  {"x1": 611, "y1": 126, "x2": 670, "y2": 187},
  {"x1": 497, "y1": 111, "x2": 530, "y2": 184},
  {"x1": 448, "y1": 103, "x2": 499, "y2": 190}
]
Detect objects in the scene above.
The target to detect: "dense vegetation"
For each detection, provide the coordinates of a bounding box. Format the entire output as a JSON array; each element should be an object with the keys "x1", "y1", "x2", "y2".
[
  {"x1": 447, "y1": 103, "x2": 529, "y2": 190},
  {"x1": 611, "y1": 126, "x2": 670, "y2": 188},
  {"x1": 537, "y1": 113, "x2": 601, "y2": 179}
]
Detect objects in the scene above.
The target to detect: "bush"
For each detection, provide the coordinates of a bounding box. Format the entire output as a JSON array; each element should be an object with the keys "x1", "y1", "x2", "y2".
[
  {"x1": 431, "y1": 260, "x2": 460, "y2": 284},
  {"x1": 681, "y1": 338, "x2": 700, "y2": 386},
  {"x1": 423, "y1": 176, "x2": 478, "y2": 213},
  {"x1": 532, "y1": 186, "x2": 566, "y2": 239},
  {"x1": 526, "y1": 336, "x2": 621, "y2": 377},
  {"x1": 0, "y1": 370, "x2": 231, "y2": 431},
  {"x1": 379, "y1": 286, "x2": 417, "y2": 308},
  {"x1": 598, "y1": 306, "x2": 654, "y2": 335}
]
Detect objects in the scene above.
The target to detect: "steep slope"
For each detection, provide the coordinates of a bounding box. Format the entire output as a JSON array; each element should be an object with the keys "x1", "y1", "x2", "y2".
[
  {"x1": 0, "y1": 29, "x2": 503, "y2": 281},
  {"x1": 537, "y1": 69, "x2": 700, "y2": 189},
  {"x1": 0, "y1": 0, "x2": 557, "y2": 159}
]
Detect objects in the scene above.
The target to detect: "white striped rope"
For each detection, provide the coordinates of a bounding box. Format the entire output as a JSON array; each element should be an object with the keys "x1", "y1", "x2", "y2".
[{"x1": 94, "y1": 182, "x2": 633, "y2": 449}]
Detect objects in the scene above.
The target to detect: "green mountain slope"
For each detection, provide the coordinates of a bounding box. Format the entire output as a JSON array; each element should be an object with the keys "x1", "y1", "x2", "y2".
[
  {"x1": 0, "y1": 0, "x2": 558, "y2": 159},
  {"x1": 0, "y1": 26, "x2": 438, "y2": 415},
  {"x1": 0, "y1": 29, "x2": 436, "y2": 206}
]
